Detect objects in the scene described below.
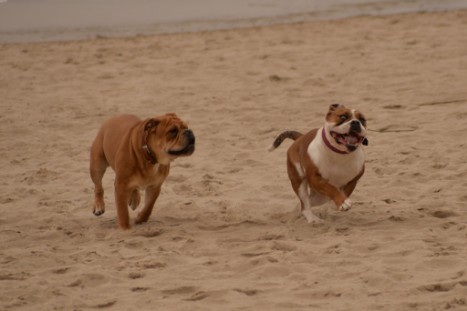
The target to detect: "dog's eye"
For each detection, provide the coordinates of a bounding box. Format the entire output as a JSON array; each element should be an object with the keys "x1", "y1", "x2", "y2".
[
  {"x1": 168, "y1": 128, "x2": 179, "y2": 138},
  {"x1": 339, "y1": 115, "x2": 348, "y2": 121},
  {"x1": 359, "y1": 117, "x2": 366, "y2": 125}
]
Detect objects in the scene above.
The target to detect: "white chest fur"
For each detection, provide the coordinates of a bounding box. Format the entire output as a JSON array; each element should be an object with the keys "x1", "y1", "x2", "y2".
[{"x1": 307, "y1": 130, "x2": 364, "y2": 188}]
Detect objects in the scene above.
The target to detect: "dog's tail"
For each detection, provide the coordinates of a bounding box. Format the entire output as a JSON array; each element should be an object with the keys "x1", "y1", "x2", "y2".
[{"x1": 268, "y1": 131, "x2": 303, "y2": 152}]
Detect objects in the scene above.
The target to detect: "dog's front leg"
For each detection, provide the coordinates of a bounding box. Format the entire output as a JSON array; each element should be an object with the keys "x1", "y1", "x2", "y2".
[
  {"x1": 135, "y1": 185, "x2": 161, "y2": 225},
  {"x1": 307, "y1": 172, "x2": 351, "y2": 211},
  {"x1": 342, "y1": 167, "x2": 364, "y2": 198},
  {"x1": 115, "y1": 181, "x2": 132, "y2": 230}
]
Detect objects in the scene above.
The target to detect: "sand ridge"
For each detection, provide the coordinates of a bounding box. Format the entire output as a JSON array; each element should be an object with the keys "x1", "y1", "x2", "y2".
[{"x1": 1, "y1": 10, "x2": 467, "y2": 310}]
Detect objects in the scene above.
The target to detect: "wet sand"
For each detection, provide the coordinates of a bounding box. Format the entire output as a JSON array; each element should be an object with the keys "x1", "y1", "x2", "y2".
[{"x1": 1, "y1": 0, "x2": 467, "y2": 42}]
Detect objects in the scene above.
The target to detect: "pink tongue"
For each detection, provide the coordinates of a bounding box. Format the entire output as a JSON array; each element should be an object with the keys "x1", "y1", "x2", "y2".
[
  {"x1": 345, "y1": 135, "x2": 359, "y2": 145},
  {"x1": 337, "y1": 136, "x2": 347, "y2": 144}
]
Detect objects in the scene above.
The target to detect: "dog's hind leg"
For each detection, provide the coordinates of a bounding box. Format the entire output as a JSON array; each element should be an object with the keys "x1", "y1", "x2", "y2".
[
  {"x1": 288, "y1": 159, "x2": 323, "y2": 224},
  {"x1": 298, "y1": 182, "x2": 323, "y2": 224},
  {"x1": 90, "y1": 135, "x2": 108, "y2": 216}
]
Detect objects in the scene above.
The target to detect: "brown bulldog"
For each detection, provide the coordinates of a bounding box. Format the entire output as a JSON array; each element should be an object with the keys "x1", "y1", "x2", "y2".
[{"x1": 89, "y1": 113, "x2": 195, "y2": 230}]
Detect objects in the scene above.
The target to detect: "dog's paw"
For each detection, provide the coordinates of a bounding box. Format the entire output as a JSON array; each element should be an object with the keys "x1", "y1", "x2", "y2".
[
  {"x1": 93, "y1": 202, "x2": 105, "y2": 216},
  {"x1": 338, "y1": 199, "x2": 352, "y2": 211},
  {"x1": 119, "y1": 223, "x2": 131, "y2": 230},
  {"x1": 303, "y1": 209, "x2": 324, "y2": 224},
  {"x1": 135, "y1": 213, "x2": 149, "y2": 225},
  {"x1": 308, "y1": 217, "x2": 324, "y2": 225}
]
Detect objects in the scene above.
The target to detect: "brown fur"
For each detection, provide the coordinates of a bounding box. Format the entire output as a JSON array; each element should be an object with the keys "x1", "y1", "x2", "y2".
[{"x1": 90, "y1": 113, "x2": 194, "y2": 230}]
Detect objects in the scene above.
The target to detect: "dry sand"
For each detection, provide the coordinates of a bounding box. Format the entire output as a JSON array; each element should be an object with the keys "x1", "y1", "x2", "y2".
[{"x1": 1, "y1": 9, "x2": 467, "y2": 311}]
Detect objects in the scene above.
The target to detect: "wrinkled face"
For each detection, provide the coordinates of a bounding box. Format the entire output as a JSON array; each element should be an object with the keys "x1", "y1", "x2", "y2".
[
  {"x1": 145, "y1": 113, "x2": 195, "y2": 164},
  {"x1": 325, "y1": 104, "x2": 367, "y2": 152}
]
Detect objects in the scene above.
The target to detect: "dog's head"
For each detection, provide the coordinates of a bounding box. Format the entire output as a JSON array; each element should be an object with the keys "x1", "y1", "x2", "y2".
[
  {"x1": 324, "y1": 103, "x2": 368, "y2": 153},
  {"x1": 143, "y1": 113, "x2": 195, "y2": 164}
]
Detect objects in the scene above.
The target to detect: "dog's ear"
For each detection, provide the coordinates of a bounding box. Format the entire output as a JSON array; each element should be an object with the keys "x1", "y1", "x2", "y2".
[
  {"x1": 165, "y1": 112, "x2": 178, "y2": 118},
  {"x1": 144, "y1": 118, "x2": 160, "y2": 132},
  {"x1": 329, "y1": 103, "x2": 343, "y2": 111}
]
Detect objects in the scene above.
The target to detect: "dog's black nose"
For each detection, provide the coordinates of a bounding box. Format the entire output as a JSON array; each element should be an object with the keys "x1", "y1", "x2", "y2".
[
  {"x1": 350, "y1": 120, "x2": 361, "y2": 132},
  {"x1": 185, "y1": 129, "x2": 195, "y2": 144}
]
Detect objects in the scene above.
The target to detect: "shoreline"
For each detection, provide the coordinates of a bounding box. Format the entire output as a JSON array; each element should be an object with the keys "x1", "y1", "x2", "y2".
[{"x1": 1, "y1": 0, "x2": 467, "y2": 43}]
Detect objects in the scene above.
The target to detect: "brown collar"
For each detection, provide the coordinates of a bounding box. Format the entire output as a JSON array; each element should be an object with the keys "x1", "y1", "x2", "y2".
[
  {"x1": 142, "y1": 130, "x2": 157, "y2": 165},
  {"x1": 142, "y1": 144, "x2": 157, "y2": 165},
  {"x1": 321, "y1": 128, "x2": 349, "y2": 155}
]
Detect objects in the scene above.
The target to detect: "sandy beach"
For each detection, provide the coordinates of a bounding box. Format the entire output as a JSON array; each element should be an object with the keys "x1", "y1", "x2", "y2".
[{"x1": 1, "y1": 8, "x2": 467, "y2": 311}]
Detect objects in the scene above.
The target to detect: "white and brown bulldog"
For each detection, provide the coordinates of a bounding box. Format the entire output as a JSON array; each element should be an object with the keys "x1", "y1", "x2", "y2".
[
  {"x1": 269, "y1": 104, "x2": 368, "y2": 223},
  {"x1": 89, "y1": 113, "x2": 195, "y2": 230}
]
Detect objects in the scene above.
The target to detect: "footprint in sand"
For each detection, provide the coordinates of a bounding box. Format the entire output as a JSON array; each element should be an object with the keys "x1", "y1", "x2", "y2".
[
  {"x1": 418, "y1": 281, "x2": 457, "y2": 292},
  {"x1": 128, "y1": 272, "x2": 144, "y2": 279},
  {"x1": 141, "y1": 261, "x2": 166, "y2": 269},
  {"x1": 161, "y1": 286, "x2": 198, "y2": 296},
  {"x1": 22, "y1": 168, "x2": 59, "y2": 185},
  {"x1": 432, "y1": 210, "x2": 457, "y2": 218},
  {"x1": 94, "y1": 301, "x2": 116, "y2": 308},
  {"x1": 233, "y1": 288, "x2": 259, "y2": 296},
  {"x1": 67, "y1": 273, "x2": 108, "y2": 288},
  {"x1": 138, "y1": 228, "x2": 164, "y2": 238},
  {"x1": 184, "y1": 291, "x2": 209, "y2": 301},
  {"x1": 0, "y1": 272, "x2": 30, "y2": 281},
  {"x1": 52, "y1": 267, "x2": 70, "y2": 275},
  {"x1": 161, "y1": 286, "x2": 212, "y2": 302},
  {"x1": 271, "y1": 241, "x2": 297, "y2": 252}
]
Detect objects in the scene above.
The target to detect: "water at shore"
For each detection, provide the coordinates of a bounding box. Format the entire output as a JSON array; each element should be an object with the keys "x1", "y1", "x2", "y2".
[{"x1": 1, "y1": 0, "x2": 467, "y2": 43}]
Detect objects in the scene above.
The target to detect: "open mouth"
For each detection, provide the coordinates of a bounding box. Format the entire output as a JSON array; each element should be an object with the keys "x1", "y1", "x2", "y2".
[
  {"x1": 330, "y1": 131, "x2": 364, "y2": 148},
  {"x1": 168, "y1": 143, "x2": 195, "y2": 156}
]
